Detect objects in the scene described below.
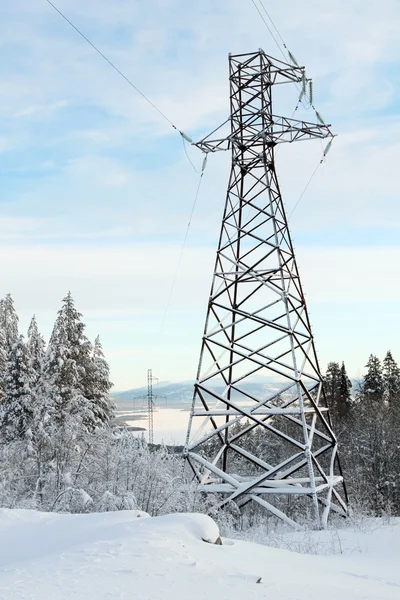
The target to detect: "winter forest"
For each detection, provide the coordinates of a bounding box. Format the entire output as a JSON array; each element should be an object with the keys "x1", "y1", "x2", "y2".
[
  {"x1": 0, "y1": 291, "x2": 399, "y2": 523},
  {"x1": 0, "y1": 293, "x2": 215, "y2": 516}
]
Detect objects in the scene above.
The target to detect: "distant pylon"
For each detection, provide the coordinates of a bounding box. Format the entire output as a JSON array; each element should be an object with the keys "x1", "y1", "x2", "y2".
[
  {"x1": 147, "y1": 369, "x2": 158, "y2": 444},
  {"x1": 184, "y1": 50, "x2": 347, "y2": 529}
]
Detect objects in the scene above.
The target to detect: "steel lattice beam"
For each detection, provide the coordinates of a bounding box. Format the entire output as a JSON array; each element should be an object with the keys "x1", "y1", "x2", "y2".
[{"x1": 183, "y1": 49, "x2": 347, "y2": 529}]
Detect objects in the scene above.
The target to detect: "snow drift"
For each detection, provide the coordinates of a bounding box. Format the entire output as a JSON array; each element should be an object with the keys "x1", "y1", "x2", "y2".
[{"x1": 0, "y1": 509, "x2": 399, "y2": 600}]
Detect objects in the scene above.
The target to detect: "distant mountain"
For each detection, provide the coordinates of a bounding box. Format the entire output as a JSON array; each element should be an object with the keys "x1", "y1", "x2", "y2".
[
  {"x1": 113, "y1": 381, "x2": 195, "y2": 408},
  {"x1": 112, "y1": 377, "x2": 285, "y2": 410}
]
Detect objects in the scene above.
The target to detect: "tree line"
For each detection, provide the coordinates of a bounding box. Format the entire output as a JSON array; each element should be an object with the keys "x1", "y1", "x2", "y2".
[
  {"x1": 0, "y1": 293, "x2": 120, "y2": 508},
  {"x1": 0, "y1": 295, "x2": 213, "y2": 518},
  {"x1": 325, "y1": 353, "x2": 400, "y2": 514},
  {"x1": 0, "y1": 292, "x2": 114, "y2": 441}
]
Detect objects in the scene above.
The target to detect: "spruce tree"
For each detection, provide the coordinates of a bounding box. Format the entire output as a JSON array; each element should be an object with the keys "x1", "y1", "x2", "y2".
[
  {"x1": 57, "y1": 293, "x2": 92, "y2": 385},
  {"x1": 45, "y1": 293, "x2": 93, "y2": 431},
  {"x1": 382, "y1": 350, "x2": 400, "y2": 406},
  {"x1": 27, "y1": 315, "x2": 45, "y2": 384},
  {"x1": 44, "y1": 311, "x2": 87, "y2": 428},
  {"x1": 83, "y1": 336, "x2": 115, "y2": 429},
  {"x1": 337, "y1": 362, "x2": 352, "y2": 418},
  {"x1": 2, "y1": 336, "x2": 36, "y2": 441},
  {"x1": 363, "y1": 354, "x2": 384, "y2": 403},
  {"x1": 0, "y1": 328, "x2": 7, "y2": 403},
  {"x1": 0, "y1": 293, "x2": 19, "y2": 352},
  {"x1": 0, "y1": 293, "x2": 18, "y2": 405},
  {"x1": 324, "y1": 362, "x2": 341, "y2": 409}
]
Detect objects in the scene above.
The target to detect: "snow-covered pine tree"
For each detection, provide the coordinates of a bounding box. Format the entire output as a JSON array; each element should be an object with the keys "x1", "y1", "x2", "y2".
[
  {"x1": 337, "y1": 362, "x2": 352, "y2": 418},
  {"x1": 41, "y1": 317, "x2": 89, "y2": 502},
  {"x1": 0, "y1": 294, "x2": 19, "y2": 352},
  {"x1": 27, "y1": 315, "x2": 45, "y2": 384},
  {"x1": 363, "y1": 354, "x2": 384, "y2": 403},
  {"x1": 0, "y1": 328, "x2": 7, "y2": 404},
  {"x1": 44, "y1": 310, "x2": 88, "y2": 428},
  {"x1": 1, "y1": 336, "x2": 36, "y2": 442},
  {"x1": 382, "y1": 350, "x2": 400, "y2": 406},
  {"x1": 0, "y1": 294, "x2": 17, "y2": 406},
  {"x1": 83, "y1": 335, "x2": 115, "y2": 429},
  {"x1": 324, "y1": 362, "x2": 341, "y2": 409},
  {"x1": 45, "y1": 293, "x2": 97, "y2": 431},
  {"x1": 24, "y1": 314, "x2": 53, "y2": 501},
  {"x1": 50, "y1": 292, "x2": 92, "y2": 373}
]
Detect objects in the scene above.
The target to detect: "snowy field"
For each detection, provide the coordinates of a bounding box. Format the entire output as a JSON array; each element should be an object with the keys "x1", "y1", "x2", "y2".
[{"x1": 0, "y1": 509, "x2": 399, "y2": 600}]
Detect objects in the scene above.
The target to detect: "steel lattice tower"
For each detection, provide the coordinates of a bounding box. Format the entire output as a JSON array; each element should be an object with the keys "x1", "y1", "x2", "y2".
[
  {"x1": 147, "y1": 369, "x2": 155, "y2": 445},
  {"x1": 184, "y1": 50, "x2": 347, "y2": 529}
]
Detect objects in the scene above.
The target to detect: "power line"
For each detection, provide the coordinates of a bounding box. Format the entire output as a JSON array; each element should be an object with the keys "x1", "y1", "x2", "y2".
[
  {"x1": 45, "y1": 0, "x2": 211, "y2": 342},
  {"x1": 251, "y1": 0, "x2": 316, "y2": 110},
  {"x1": 258, "y1": 0, "x2": 288, "y2": 50},
  {"x1": 250, "y1": 1, "x2": 334, "y2": 218},
  {"x1": 251, "y1": 0, "x2": 287, "y2": 61},
  {"x1": 44, "y1": 0, "x2": 178, "y2": 132},
  {"x1": 158, "y1": 167, "x2": 206, "y2": 335},
  {"x1": 287, "y1": 161, "x2": 321, "y2": 218},
  {"x1": 288, "y1": 136, "x2": 334, "y2": 218}
]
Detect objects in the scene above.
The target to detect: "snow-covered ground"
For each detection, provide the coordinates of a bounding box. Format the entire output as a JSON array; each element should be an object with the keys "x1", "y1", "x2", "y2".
[{"x1": 0, "y1": 509, "x2": 399, "y2": 600}]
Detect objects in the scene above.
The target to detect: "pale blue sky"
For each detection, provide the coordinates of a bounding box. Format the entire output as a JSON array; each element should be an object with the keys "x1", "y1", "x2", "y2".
[{"x1": 0, "y1": 0, "x2": 399, "y2": 389}]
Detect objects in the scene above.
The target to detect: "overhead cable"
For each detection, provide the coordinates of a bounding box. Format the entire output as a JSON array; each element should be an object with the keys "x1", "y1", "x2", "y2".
[
  {"x1": 258, "y1": 0, "x2": 288, "y2": 50},
  {"x1": 158, "y1": 159, "x2": 208, "y2": 336},
  {"x1": 251, "y1": 1, "x2": 317, "y2": 111},
  {"x1": 287, "y1": 162, "x2": 321, "y2": 219},
  {"x1": 44, "y1": 0, "x2": 182, "y2": 134},
  {"x1": 251, "y1": 0, "x2": 335, "y2": 217},
  {"x1": 288, "y1": 139, "x2": 334, "y2": 218},
  {"x1": 251, "y1": 0, "x2": 287, "y2": 61}
]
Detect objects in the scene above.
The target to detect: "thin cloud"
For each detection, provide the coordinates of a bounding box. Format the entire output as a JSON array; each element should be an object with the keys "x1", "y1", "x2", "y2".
[{"x1": 0, "y1": 1, "x2": 399, "y2": 386}]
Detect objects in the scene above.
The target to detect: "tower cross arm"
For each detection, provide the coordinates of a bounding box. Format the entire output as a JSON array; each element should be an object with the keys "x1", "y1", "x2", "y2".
[
  {"x1": 193, "y1": 114, "x2": 334, "y2": 154},
  {"x1": 261, "y1": 114, "x2": 333, "y2": 145}
]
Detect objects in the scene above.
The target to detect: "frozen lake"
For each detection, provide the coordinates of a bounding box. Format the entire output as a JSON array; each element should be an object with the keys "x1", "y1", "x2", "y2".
[
  {"x1": 116, "y1": 398, "x2": 257, "y2": 446},
  {"x1": 113, "y1": 377, "x2": 285, "y2": 445},
  {"x1": 117, "y1": 406, "x2": 192, "y2": 445}
]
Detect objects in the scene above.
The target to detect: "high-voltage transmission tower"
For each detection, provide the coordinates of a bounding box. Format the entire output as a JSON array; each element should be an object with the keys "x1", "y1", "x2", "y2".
[
  {"x1": 184, "y1": 50, "x2": 347, "y2": 529},
  {"x1": 135, "y1": 369, "x2": 165, "y2": 444},
  {"x1": 147, "y1": 369, "x2": 158, "y2": 444}
]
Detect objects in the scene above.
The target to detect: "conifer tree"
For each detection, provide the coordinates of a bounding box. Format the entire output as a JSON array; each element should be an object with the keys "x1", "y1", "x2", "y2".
[
  {"x1": 337, "y1": 362, "x2": 352, "y2": 418},
  {"x1": 0, "y1": 294, "x2": 17, "y2": 405},
  {"x1": 382, "y1": 350, "x2": 400, "y2": 406},
  {"x1": 363, "y1": 354, "x2": 384, "y2": 403},
  {"x1": 2, "y1": 336, "x2": 36, "y2": 441},
  {"x1": 45, "y1": 293, "x2": 94, "y2": 431},
  {"x1": 0, "y1": 293, "x2": 19, "y2": 352},
  {"x1": 83, "y1": 336, "x2": 115, "y2": 429},
  {"x1": 27, "y1": 315, "x2": 45, "y2": 384},
  {"x1": 324, "y1": 362, "x2": 341, "y2": 408},
  {"x1": 44, "y1": 312, "x2": 87, "y2": 428},
  {"x1": 53, "y1": 292, "x2": 92, "y2": 387},
  {"x1": 0, "y1": 328, "x2": 7, "y2": 404}
]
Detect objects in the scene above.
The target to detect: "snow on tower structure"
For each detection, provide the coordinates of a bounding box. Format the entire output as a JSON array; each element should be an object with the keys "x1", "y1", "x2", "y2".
[{"x1": 183, "y1": 50, "x2": 347, "y2": 529}]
